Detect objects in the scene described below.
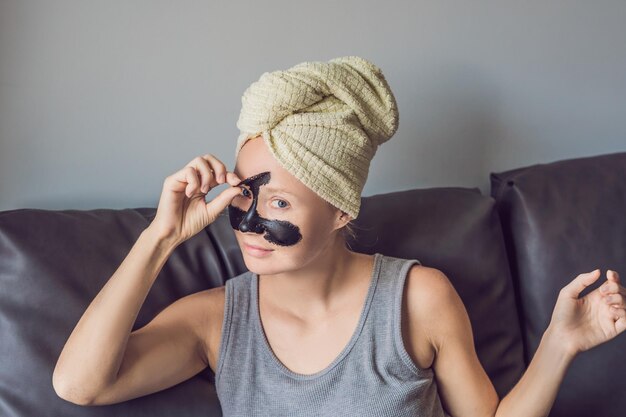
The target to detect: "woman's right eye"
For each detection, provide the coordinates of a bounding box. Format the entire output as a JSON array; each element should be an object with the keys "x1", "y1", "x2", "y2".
[{"x1": 240, "y1": 187, "x2": 252, "y2": 198}]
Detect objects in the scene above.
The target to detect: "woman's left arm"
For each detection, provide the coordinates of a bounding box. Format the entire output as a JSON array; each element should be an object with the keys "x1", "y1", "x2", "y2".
[
  {"x1": 496, "y1": 269, "x2": 626, "y2": 417},
  {"x1": 412, "y1": 268, "x2": 626, "y2": 417}
]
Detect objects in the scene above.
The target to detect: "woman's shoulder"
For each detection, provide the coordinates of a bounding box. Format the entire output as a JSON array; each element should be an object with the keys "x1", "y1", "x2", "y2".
[
  {"x1": 403, "y1": 262, "x2": 467, "y2": 348},
  {"x1": 404, "y1": 263, "x2": 456, "y2": 304}
]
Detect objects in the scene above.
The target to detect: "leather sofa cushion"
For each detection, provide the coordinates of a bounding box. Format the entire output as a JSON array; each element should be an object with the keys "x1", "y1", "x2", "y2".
[
  {"x1": 0, "y1": 207, "x2": 242, "y2": 416},
  {"x1": 491, "y1": 151, "x2": 626, "y2": 417}
]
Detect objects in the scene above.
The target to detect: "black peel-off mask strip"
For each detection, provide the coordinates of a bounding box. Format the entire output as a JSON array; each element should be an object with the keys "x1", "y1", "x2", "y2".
[{"x1": 228, "y1": 171, "x2": 303, "y2": 247}]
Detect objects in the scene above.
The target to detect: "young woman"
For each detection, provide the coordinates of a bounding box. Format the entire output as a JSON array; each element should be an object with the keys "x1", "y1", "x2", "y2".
[{"x1": 53, "y1": 57, "x2": 626, "y2": 417}]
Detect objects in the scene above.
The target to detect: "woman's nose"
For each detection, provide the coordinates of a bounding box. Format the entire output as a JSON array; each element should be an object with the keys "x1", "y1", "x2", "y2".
[{"x1": 238, "y1": 210, "x2": 264, "y2": 234}]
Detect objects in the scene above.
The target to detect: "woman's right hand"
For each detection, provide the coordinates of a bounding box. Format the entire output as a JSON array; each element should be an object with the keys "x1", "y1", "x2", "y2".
[{"x1": 148, "y1": 154, "x2": 242, "y2": 247}]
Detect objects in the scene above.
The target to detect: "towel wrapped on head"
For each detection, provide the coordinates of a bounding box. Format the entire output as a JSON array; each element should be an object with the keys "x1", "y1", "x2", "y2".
[{"x1": 235, "y1": 55, "x2": 399, "y2": 220}]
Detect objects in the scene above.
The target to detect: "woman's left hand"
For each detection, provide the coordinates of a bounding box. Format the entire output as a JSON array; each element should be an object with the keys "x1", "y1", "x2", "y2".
[{"x1": 549, "y1": 269, "x2": 626, "y2": 357}]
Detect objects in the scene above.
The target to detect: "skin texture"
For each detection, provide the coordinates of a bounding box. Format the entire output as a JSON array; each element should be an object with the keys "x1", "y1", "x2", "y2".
[{"x1": 228, "y1": 171, "x2": 303, "y2": 246}]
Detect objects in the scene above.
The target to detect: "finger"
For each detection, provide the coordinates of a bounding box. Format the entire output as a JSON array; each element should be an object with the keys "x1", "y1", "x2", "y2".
[
  {"x1": 167, "y1": 166, "x2": 200, "y2": 196},
  {"x1": 201, "y1": 154, "x2": 228, "y2": 184},
  {"x1": 561, "y1": 269, "x2": 601, "y2": 299},
  {"x1": 183, "y1": 166, "x2": 202, "y2": 197},
  {"x1": 186, "y1": 156, "x2": 215, "y2": 193},
  {"x1": 607, "y1": 269, "x2": 621, "y2": 284},
  {"x1": 615, "y1": 312, "x2": 626, "y2": 335},
  {"x1": 205, "y1": 185, "x2": 242, "y2": 219},
  {"x1": 600, "y1": 280, "x2": 625, "y2": 296},
  {"x1": 610, "y1": 305, "x2": 626, "y2": 321},
  {"x1": 604, "y1": 293, "x2": 625, "y2": 308},
  {"x1": 163, "y1": 172, "x2": 186, "y2": 193},
  {"x1": 226, "y1": 171, "x2": 242, "y2": 186}
]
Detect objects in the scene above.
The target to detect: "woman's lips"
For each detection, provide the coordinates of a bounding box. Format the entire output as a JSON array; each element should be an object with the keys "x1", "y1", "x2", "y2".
[{"x1": 243, "y1": 242, "x2": 274, "y2": 257}]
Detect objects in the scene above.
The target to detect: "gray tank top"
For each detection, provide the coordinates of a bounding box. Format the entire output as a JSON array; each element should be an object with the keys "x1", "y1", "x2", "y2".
[{"x1": 215, "y1": 252, "x2": 451, "y2": 417}]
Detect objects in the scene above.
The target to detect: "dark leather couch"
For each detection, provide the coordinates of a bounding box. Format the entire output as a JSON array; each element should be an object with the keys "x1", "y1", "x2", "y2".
[{"x1": 1, "y1": 151, "x2": 624, "y2": 417}]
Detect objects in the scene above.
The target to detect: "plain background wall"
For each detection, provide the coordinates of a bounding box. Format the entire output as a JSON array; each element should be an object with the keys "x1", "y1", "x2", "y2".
[{"x1": 1, "y1": 0, "x2": 624, "y2": 212}]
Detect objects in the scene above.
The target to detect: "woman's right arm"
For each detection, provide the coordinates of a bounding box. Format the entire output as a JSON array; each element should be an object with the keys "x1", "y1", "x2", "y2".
[
  {"x1": 52, "y1": 154, "x2": 242, "y2": 405},
  {"x1": 52, "y1": 226, "x2": 189, "y2": 405}
]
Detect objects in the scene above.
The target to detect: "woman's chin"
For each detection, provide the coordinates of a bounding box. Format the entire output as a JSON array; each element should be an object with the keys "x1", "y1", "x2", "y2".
[{"x1": 244, "y1": 261, "x2": 278, "y2": 276}]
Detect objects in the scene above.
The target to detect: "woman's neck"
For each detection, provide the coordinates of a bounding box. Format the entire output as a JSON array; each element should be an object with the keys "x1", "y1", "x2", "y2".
[{"x1": 258, "y1": 242, "x2": 374, "y2": 321}]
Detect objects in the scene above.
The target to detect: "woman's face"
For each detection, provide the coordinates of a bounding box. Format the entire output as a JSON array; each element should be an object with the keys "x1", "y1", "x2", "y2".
[{"x1": 230, "y1": 135, "x2": 349, "y2": 275}]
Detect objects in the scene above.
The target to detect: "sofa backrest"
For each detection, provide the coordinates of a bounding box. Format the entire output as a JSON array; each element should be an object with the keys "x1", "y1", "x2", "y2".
[
  {"x1": 491, "y1": 151, "x2": 626, "y2": 417},
  {"x1": 0, "y1": 207, "x2": 241, "y2": 416}
]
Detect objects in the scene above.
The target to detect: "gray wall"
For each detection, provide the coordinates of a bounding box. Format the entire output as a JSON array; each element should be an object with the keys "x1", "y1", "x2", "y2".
[{"x1": 1, "y1": 0, "x2": 625, "y2": 212}]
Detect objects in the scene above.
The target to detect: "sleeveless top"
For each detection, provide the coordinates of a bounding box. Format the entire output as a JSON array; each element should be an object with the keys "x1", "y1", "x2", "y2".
[{"x1": 215, "y1": 252, "x2": 451, "y2": 417}]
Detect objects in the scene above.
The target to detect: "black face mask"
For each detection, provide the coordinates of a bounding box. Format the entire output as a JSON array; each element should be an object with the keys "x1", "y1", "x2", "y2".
[{"x1": 228, "y1": 171, "x2": 303, "y2": 247}]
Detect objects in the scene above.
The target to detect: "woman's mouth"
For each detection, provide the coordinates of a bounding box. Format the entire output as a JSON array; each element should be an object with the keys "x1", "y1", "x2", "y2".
[{"x1": 243, "y1": 242, "x2": 274, "y2": 257}]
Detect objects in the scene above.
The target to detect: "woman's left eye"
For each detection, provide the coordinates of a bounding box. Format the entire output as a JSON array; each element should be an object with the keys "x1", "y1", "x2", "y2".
[{"x1": 271, "y1": 199, "x2": 289, "y2": 209}]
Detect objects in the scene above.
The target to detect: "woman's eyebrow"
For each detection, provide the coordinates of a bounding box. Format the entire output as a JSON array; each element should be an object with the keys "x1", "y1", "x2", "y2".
[{"x1": 262, "y1": 186, "x2": 296, "y2": 196}]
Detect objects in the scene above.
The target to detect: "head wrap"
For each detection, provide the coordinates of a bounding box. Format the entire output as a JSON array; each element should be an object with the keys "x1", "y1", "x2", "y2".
[{"x1": 235, "y1": 55, "x2": 399, "y2": 219}]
